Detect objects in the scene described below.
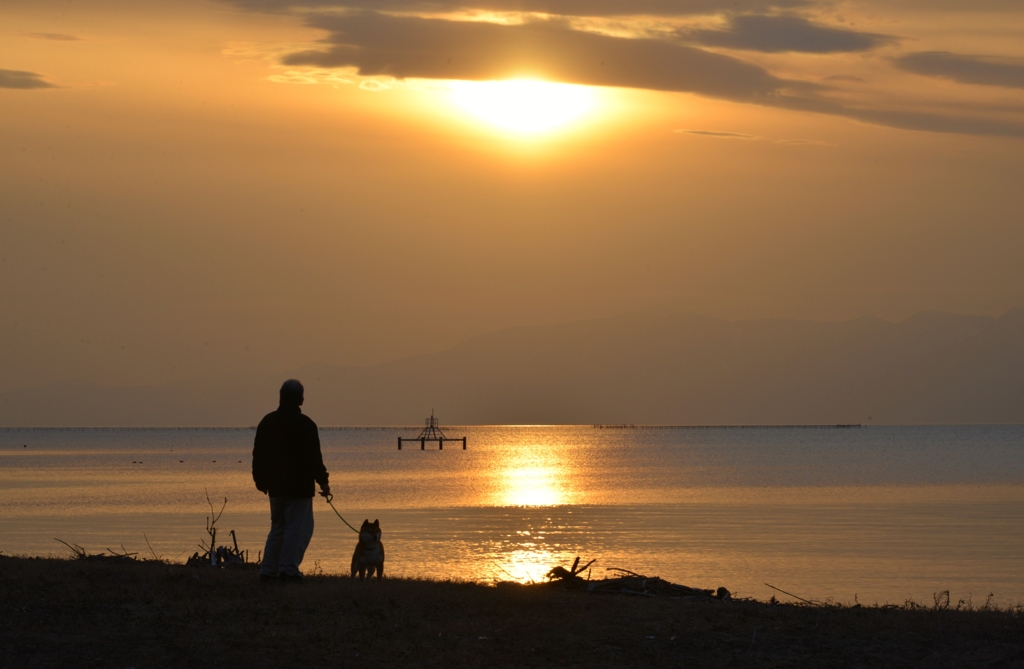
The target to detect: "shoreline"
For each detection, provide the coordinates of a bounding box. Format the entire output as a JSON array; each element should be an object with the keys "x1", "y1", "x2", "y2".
[
  {"x1": 5, "y1": 487, "x2": 1024, "y2": 609},
  {"x1": 1, "y1": 555, "x2": 1021, "y2": 668}
]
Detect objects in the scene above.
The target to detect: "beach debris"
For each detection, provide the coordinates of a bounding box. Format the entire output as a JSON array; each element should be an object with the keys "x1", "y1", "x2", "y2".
[
  {"x1": 186, "y1": 540, "x2": 249, "y2": 568},
  {"x1": 53, "y1": 538, "x2": 137, "y2": 561},
  {"x1": 545, "y1": 556, "x2": 595, "y2": 582},
  {"x1": 764, "y1": 582, "x2": 823, "y2": 606},
  {"x1": 184, "y1": 490, "x2": 253, "y2": 568},
  {"x1": 587, "y1": 568, "x2": 723, "y2": 599},
  {"x1": 106, "y1": 544, "x2": 139, "y2": 559},
  {"x1": 541, "y1": 557, "x2": 729, "y2": 600},
  {"x1": 143, "y1": 533, "x2": 162, "y2": 561},
  {"x1": 55, "y1": 538, "x2": 88, "y2": 558}
]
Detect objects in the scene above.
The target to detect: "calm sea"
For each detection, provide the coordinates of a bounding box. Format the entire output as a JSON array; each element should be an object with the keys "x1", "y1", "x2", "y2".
[{"x1": 1, "y1": 425, "x2": 1022, "y2": 605}]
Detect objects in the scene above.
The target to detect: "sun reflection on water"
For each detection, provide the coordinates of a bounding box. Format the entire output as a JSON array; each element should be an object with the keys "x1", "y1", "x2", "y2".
[
  {"x1": 497, "y1": 466, "x2": 565, "y2": 506},
  {"x1": 480, "y1": 441, "x2": 584, "y2": 581},
  {"x1": 490, "y1": 443, "x2": 576, "y2": 507},
  {"x1": 489, "y1": 546, "x2": 563, "y2": 583}
]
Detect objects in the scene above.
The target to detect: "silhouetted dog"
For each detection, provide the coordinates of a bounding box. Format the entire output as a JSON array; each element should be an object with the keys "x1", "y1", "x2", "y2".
[{"x1": 351, "y1": 519, "x2": 384, "y2": 580}]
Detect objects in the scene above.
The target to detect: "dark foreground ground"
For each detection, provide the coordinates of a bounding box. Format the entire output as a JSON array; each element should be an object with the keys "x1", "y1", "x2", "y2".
[{"x1": 1, "y1": 556, "x2": 1022, "y2": 669}]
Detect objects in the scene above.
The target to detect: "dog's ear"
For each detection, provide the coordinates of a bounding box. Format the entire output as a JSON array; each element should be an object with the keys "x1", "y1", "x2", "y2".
[{"x1": 372, "y1": 519, "x2": 379, "y2": 527}]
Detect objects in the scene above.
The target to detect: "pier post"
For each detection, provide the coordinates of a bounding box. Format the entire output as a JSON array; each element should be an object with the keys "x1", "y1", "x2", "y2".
[
  {"x1": 462, "y1": 437, "x2": 466, "y2": 450},
  {"x1": 398, "y1": 437, "x2": 402, "y2": 450},
  {"x1": 421, "y1": 437, "x2": 425, "y2": 450},
  {"x1": 439, "y1": 439, "x2": 443, "y2": 450}
]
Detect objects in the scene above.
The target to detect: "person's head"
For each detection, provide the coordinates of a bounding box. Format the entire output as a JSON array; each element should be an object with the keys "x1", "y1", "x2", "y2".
[{"x1": 279, "y1": 379, "x2": 304, "y2": 407}]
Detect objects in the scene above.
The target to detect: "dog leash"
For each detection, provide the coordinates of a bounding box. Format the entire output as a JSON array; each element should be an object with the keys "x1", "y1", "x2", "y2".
[{"x1": 322, "y1": 492, "x2": 360, "y2": 534}]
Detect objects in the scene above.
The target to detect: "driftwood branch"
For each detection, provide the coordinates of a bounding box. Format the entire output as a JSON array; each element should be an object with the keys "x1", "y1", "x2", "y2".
[
  {"x1": 606, "y1": 567, "x2": 645, "y2": 578},
  {"x1": 764, "y1": 583, "x2": 820, "y2": 606},
  {"x1": 54, "y1": 538, "x2": 137, "y2": 561},
  {"x1": 105, "y1": 544, "x2": 138, "y2": 559},
  {"x1": 54, "y1": 538, "x2": 86, "y2": 559},
  {"x1": 143, "y1": 533, "x2": 161, "y2": 561}
]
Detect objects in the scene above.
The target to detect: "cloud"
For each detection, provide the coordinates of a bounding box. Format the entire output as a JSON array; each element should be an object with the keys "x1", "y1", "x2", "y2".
[
  {"x1": 872, "y1": 0, "x2": 1024, "y2": 10},
  {"x1": 681, "y1": 14, "x2": 895, "y2": 53},
  {"x1": 823, "y1": 74, "x2": 865, "y2": 83},
  {"x1": 0, "y1": 69, "x2": 56, "y2": 89},
  {"x1": 846, "y1": 107, "x2": 1024, "y2": 138},
  {"x1": 678, "y1": 129, "x2": 759, "y2": 139},
  {"x1": 774, "y1": 90, "x2": 1024, "y2": 137},
  {"x1": 223, "y1": 0, "x2": 809, "y2": 18},
  {"x1": 358, "y1": 79, "x2": 392, "y2": 91},
  {"x1": 677, "y1": 129, "x2": 833, "y2": 145},
  {"x1": 894, "y1": 51, "x2": 1024, "y2": 89},
  {"x1": 283, "y1": 13, "x2": 805, "y2": 103},
  {"x1": 266, "y1": 68, "x2": 354, "y2": 85},
  {"x1": 24, "y1": 32, "x2": 81, "y2": 41},
  {"x1": 774, "y1": 138, "x2": 832, "y2": 145}
]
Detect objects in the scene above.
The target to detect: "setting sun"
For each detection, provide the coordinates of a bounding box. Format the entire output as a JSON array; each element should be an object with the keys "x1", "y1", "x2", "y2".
[{"x1": 449, "y1": 79, "x2": 594, "y2": 134}]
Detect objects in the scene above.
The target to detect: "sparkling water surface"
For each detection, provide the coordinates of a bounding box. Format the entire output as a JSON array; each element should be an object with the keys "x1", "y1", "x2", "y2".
[{"x1": 1, "y1": 425, "x2": 1022, "y2": 605}]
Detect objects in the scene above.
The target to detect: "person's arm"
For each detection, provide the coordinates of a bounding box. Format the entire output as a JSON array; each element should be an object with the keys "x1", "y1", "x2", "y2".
[
  {"x1": 306, "y1": 418, "x2": 330, "y2": 496},
  {"x1": 252, "y1": 417, "x2": 270, "y2": 494}
]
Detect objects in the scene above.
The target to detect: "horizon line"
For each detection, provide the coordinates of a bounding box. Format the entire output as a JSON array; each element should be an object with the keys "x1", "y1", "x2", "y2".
[{"x1": 5, "y1": 423, "x2": 1024, "y2": 430}]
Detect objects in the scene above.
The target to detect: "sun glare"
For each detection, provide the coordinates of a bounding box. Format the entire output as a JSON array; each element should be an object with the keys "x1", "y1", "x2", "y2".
[
  {"x1": 498, "y1": 465, "x2": 565, "y2": 506},
  {"x1": 450, "y1": 79, "x2": 594, "y2": 134}
]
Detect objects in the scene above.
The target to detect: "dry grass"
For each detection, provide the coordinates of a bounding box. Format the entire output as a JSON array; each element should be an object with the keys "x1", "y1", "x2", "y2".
[{"x1": 1, "y1": 555, "x2": 1022, "y2": 668}]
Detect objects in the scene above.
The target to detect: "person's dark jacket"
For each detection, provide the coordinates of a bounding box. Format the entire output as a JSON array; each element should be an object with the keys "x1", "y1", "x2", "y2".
[{"x1": 252, "y1": 405, "x2": 329, "y2": 498}]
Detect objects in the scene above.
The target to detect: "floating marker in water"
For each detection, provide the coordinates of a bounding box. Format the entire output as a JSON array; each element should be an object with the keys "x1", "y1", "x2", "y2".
[{"x1": 398, "y1": 411, "x2": 467, "y2": 450}]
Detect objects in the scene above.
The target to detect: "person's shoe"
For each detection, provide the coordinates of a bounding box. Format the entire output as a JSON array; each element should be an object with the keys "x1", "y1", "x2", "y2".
[
  {"x1": 259, "y1": 573, "x2": 277, "y2": 584},
  {"x1": 280, "y1": 573, "x2": 304, "y2": 584}
]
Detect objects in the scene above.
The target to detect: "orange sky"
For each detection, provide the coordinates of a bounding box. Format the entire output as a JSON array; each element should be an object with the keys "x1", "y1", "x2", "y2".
[{"x1": 2, "y1": 0, "x2": 1023, "y2": 392}]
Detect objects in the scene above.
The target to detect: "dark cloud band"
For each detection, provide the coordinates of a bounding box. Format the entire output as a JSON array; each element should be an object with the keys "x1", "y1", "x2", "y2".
[
  {"x1": 0, "y1": 68, "x2": 56, "y2": 89},
  {"x1": 681, "y1": 14, "x2": 895, "y2": 53},
  {"x1": 225, "y1": 0, "x2": 807, "y2": 17},
  {"x1": 284, "y1": 13, "x2": 799, "y2": 102},
  {"x1": 894, "y1": 51, "x2": 1024, "y2": 89}
]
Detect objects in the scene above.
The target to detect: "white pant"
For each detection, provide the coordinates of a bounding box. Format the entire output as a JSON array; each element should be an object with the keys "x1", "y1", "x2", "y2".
[{"x1": 260, "y1": 497, "x2": 314, "y2": 577}]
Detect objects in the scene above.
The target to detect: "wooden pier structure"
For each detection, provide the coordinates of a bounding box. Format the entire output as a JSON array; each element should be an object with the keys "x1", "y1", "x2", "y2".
[{"x1": 398, "y1": 411, "x2": 466, "y2": 450}]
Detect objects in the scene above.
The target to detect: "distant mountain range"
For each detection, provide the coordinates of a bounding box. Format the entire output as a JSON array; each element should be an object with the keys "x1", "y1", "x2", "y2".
[{"x1": 2, "y1": 309, "x2": 1022, "y2": 426}]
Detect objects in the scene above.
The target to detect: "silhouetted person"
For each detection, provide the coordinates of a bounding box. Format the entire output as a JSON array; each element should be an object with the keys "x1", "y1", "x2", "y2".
[{"x1": 252, "y1": 379, "x2": 330, "y2": 583}]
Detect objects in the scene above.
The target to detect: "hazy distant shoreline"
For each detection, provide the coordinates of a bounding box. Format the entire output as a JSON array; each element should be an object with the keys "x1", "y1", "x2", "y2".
[{"x1": 2, "y1": 309, "x2": 1021, "y2": 428}]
